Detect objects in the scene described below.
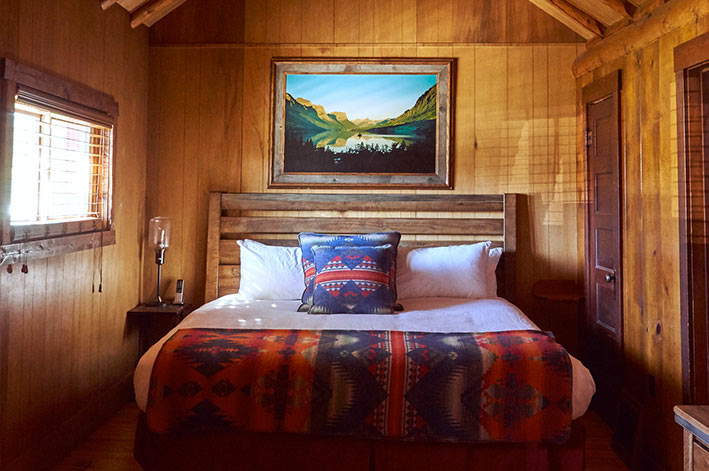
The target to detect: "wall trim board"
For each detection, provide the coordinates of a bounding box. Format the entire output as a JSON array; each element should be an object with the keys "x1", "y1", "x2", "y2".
[
  {"x1": 148, "y1": 42, "x2": 589, "y2": 49},
  {"x1": 4, "y1": 372, "x2": 134, "y2": 471},
  {"x1": 674, "y1": 30, "x2": 709, "y2": 72}
]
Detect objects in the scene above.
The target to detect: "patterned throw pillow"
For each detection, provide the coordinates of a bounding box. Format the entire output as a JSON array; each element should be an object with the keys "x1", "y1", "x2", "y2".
[
  {"x1": 308, "y1": 245, "x2": 394, "y2": 314},
  {"x1": 298, "y1": 231, "x2": 401, "y2": 311}
]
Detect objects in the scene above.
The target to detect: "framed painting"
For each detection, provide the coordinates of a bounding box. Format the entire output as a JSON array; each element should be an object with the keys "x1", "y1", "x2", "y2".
[{"x1": 269, "y1": 58, "x2": 455, "y2": 189}]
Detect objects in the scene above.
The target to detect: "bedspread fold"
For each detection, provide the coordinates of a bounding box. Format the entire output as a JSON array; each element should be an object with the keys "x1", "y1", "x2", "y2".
[{"x1": 146, "y1": 328, "x2": 572, "y2": 444}]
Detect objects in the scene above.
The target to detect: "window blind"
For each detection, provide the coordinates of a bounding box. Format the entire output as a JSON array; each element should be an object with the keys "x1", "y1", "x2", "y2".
[{"x1": 10, "y1": 99, "x2": 113, "y2": 226}]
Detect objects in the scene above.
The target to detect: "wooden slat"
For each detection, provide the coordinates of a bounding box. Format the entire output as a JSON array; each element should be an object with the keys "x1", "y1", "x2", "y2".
[
  {"x1": 221, "y1": 193, "x2": 504, "y2": 212},
  {"x1": 219, "y1": 239, "x2": 505, "y2": 265},
  {"x1": 218, "y1": 265, "x2": 240, "y2": 292},
  {"x1": 129, "y1": 0, "x2": 188, "y2": 28},
  {"x1": 221, "y1": 217, "x2": 504, "y2": 236}
]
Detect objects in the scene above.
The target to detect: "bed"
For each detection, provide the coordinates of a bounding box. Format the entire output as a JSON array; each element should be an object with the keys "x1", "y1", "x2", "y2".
[{"x1": 133, "y1": 192, "x2": 595, "y2": 471}]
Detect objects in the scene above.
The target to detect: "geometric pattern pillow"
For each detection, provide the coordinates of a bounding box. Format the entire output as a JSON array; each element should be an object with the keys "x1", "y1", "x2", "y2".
[
  {"x1": 308, "y1": 245, "x2": 394, "y2": 314},
  {"x1": 298, "y1": 231, "x2": 401, "y2": 311}
]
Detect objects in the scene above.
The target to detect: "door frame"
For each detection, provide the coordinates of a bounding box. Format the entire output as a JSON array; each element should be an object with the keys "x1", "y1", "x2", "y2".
[
  {"x1": 582, "y1": 70, "x2": 624, "y2": 348},
  {"x1": 675, "y1": 31, "x2": 709, "y2": 405}
]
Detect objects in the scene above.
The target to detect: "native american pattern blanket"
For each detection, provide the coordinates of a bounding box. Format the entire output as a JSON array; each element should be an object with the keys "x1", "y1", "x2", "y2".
[{"x1": 146, "y1": 328, "x2": 572, "y2": 444}]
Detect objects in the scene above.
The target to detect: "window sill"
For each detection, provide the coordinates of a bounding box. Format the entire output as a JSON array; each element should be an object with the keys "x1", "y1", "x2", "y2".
[{"x1": 0, "y1": 229, "x2": 115, "y2": 266}]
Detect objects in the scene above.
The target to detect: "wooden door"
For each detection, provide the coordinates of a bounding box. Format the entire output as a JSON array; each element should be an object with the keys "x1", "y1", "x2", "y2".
[
  {"x1": 676, "y1": 31, "x2": 709, "y2": 404},
  {"x1": 582, "y1": 71, "x2": 623, "y2": 420}
]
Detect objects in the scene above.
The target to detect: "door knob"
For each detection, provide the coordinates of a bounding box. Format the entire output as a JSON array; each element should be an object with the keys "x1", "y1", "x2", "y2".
[{"x1": 605, "y1": 273, "x2": 615, "y2": 283}]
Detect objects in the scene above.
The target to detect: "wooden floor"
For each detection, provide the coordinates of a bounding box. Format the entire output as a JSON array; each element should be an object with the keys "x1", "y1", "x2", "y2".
[{"x1": 51, "y1": 402, "x2": 629, "y2": 471}]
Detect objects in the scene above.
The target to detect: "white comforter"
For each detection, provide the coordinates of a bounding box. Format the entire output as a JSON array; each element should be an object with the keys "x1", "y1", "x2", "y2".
[{"x1": 134, "y1": 295, "x2": 595, "y2": 419}]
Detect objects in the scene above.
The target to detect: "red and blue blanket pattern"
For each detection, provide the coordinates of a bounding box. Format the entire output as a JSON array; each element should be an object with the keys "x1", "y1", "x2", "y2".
[{"x1": 146, "y1": 328, "x2": 572, "y2": 444}]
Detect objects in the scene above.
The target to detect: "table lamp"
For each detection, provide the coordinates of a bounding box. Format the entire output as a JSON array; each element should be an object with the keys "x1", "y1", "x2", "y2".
[{"x1": 148, "y1": 216, "x2": 171, "y2": 306}]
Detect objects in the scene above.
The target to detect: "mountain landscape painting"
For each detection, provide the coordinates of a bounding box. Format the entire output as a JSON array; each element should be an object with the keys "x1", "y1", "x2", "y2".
[{"x1": 282, "y1": 73, "x2": 438, "y2": 174}]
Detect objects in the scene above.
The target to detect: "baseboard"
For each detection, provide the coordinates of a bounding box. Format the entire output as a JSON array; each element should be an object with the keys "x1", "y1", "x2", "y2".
[{"x1": 5, "y1": 372, "x2": 134, "y2": 471}]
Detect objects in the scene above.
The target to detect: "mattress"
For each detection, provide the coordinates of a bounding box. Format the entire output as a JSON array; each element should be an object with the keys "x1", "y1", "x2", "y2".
[{"x1": 134, "y1": 295, "x2": 595, "y2": 419}]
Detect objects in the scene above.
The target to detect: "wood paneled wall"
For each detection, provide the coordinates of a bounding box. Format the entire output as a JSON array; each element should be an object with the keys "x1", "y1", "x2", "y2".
[
  {"x1": 575, "y1": 13, "x2": 709, "y2": 471},
  {"x1": 146, "y1": 0, "x2": 583, "y2": 317},
  {"x1": 149, "y1": 0, "x2": 584, "y2": 45},
  {"x1": 0, "y1": 1, "x2": 149, "y2": 470}
]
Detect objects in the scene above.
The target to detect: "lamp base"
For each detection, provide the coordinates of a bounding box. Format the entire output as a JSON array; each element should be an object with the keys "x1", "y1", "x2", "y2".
[{"x1": 145, "y1": 300, "x2": 172, "y2": 308}]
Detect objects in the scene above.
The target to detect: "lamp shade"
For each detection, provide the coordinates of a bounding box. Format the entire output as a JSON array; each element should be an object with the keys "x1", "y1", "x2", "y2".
[{"x1": 149, "y1": 217, "x2": 172, "y2": 250}]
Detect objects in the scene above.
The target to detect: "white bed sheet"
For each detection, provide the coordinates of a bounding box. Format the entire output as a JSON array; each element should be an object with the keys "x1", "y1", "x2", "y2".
[{"x1": 134, "y1": 295, "x2": 595, "y2": 419}]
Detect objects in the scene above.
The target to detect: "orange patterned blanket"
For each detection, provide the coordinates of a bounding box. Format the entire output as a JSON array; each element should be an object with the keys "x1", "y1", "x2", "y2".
[{"x1": 147, "y1": 329, "x2": 572, "y2": 444}]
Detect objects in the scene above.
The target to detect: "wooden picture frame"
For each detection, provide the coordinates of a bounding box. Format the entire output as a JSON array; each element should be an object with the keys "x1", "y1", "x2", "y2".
[{"x1": 269, "y1": 58, "x2": 455, "y2": 189}]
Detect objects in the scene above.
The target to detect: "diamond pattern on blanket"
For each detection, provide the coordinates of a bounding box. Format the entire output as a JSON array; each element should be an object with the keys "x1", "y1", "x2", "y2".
[{"x1": 147, "y1": 328, "x2": 573, "y2": 444}]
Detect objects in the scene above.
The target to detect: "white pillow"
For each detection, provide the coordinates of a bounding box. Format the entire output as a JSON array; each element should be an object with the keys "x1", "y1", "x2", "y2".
[
  {"x1": 237, "y1": 239, "x2": 304, "y2": 300},
  {"x1": 396, "y1": 242, "x2": 494, "y2": 300}
]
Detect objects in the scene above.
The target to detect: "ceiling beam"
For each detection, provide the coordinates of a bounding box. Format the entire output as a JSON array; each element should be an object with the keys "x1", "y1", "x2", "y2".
[
  {"x1": 129, "y1": 0, "x2": 188, "y2": 28},
  {"x1": 99, "y1": 0, "x2": 117, "y2": 10},
  {"x1": 573, "y1": 0, "x2": 709, "y2": 77},
  {"x1": 528, "y1": 0, "x2": 605, "y2": 39},
  {"x1": 597, "y1": 0, "x2": 637, "y2": 19}
]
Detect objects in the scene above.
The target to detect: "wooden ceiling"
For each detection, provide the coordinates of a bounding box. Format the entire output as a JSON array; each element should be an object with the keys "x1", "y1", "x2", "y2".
[{"x1": 101, "y1": 0, "x2": 652, "y2": 42}]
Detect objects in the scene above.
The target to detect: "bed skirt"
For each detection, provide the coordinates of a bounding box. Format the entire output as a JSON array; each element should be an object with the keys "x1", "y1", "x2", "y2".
[{"x1": 134, "y1": 413, "x2": 586, "y2": 471}]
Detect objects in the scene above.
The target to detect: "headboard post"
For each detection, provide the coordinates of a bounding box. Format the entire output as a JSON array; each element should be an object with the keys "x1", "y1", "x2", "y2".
[
  {"x1": 204, "y1": 192, "x2": 222, "y2": 302},
  {"x1": 503, "y1": 193, "x2": 518, "y2": 303}
]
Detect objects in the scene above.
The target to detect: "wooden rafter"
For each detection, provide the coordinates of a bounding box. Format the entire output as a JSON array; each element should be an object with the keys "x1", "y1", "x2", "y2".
[
  {"x1": 573, "y1": 0, "x2": 709, "y2": 76},
  {"x1": 129, "y1": 0, "x2": 188, "y2": 28},
  {"x1": 529, "y1": 0, "x2": 605, "y2": 39},
  {"x1": 99, "y1": 0, "x2": 117, "y2": 10},
  {"x1": 597, "y1": 0, "x2": 637, "y2": 19}
]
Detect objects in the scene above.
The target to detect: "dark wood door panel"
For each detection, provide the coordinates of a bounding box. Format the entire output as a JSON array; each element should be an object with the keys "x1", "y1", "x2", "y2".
[
  {"x1": 583, "y1": 70, "x2": 623, "y2": 421},
  {"x1": 587, "y1": 94, "x2": 622, "y2": 345}
]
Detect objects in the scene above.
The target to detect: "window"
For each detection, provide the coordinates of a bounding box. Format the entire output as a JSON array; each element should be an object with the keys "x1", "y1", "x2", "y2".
[{"x1": 1, "y1": 58, "x2": 118, "y2": 264}]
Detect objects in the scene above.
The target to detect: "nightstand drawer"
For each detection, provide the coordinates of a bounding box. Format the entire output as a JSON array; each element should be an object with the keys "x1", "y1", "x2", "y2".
[{"x1": 694, "y1": 441, "x2": 709, "y2": 471}]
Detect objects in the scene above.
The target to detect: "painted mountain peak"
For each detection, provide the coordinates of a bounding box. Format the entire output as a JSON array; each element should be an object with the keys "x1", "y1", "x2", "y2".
[
  {"x1": 283, "y1": 84, "x2": 437, "y2": 174},
  {"x1": 284, "y1": 84, "x2": 436, "y2": 135}
]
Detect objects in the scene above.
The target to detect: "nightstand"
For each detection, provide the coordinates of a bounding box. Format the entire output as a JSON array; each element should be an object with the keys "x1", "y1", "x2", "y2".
[
  {"x1": 532, "y1": 279, "x2": 583, "y2": 356},
  {"x1": 675, "y1": 406, "x2": 709, "y2": 470},
  {"x1": 128, "y1": 303, "x2": 194, "y2": 357}
]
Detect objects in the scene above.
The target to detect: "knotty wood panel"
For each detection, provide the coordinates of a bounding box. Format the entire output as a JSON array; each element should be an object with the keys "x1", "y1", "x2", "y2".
[
  {"x1": 0, "y1": 1, "x2": 148, "y2": 470},
  {"x1": 575, "y1": 14, "x2": 709, "y2": 471},
  {"x1": 146, "y1": 42, "x2": 580, "y2": 317},
  {"x1": 149, "y1": 0, "x2": 584, "y2": 44}
]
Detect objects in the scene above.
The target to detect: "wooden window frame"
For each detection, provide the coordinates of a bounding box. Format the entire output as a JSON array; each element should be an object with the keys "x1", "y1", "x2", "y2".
[
  {"x1": 675, "y1": 31, "x2": 709, "y2": 404},
  {"x1": 0, "y1": 58, "x2": 118, "y2": 265}
]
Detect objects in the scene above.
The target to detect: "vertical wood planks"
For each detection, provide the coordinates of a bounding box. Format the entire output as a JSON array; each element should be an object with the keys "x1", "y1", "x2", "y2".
[
  {"x1": 0, "y1": 0, "x2": 148, "y2": 468},
  {"x1": 575, "y1": 18, "x2": 709, "y2": 471}
]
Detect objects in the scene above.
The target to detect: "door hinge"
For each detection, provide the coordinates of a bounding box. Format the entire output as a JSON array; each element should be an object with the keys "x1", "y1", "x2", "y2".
[{"x1": 585, "y1": 129, "x2": 593, "y2": 149}]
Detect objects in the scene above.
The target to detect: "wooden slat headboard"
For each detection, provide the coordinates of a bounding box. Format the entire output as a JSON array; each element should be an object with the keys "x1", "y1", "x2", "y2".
[{"x1": 204, "y1": 193, "x2": 519, "y2": 303}]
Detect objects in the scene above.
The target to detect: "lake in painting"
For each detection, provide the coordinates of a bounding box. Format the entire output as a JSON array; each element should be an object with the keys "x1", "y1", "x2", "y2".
[{"x1": 282, "y1": 73, "x2": 437, "y2": 174}]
